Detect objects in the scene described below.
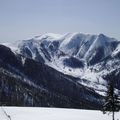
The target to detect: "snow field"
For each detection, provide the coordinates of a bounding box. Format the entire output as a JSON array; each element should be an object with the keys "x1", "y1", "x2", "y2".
[{"x1": 0, "y1": 107, "x2": 120, "y2": 120}]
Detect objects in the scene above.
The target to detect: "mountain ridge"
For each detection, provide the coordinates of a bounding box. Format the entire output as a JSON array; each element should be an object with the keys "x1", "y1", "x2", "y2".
[{"x1": 0, "y1": 33, "x2": 120, "y2": 109}]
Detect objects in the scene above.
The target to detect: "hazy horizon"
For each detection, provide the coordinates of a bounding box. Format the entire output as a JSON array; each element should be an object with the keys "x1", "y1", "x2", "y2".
[{"x1": 0, "y1": 0, "x2": 120, "y2": 42}]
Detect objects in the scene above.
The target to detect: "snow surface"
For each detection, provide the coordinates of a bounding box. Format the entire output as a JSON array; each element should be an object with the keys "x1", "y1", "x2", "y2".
[
  {"x1": 0, "y1": 107, "x2": 120, "y2": 120},
  {"x1": 112, "y1": 44, "x2": 120, "y2": 57},
  {"x1": 34, "y1": 33, "x2": 63, "y2": 41}
]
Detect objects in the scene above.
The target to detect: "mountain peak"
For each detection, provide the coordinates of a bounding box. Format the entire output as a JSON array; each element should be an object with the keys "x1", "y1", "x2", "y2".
[
  {"x1": 33, "y1": 33, "x2": 63, "y2": 41},
  {"x1": 98, "y1": 33, "x2": 105, "y2": 38},
  {"x1": 0, "y1": 32, "x2": 120, "y2": 105}
]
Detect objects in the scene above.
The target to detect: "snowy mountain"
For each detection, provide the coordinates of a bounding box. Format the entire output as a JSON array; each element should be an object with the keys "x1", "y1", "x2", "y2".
[{"x1": 0, "y1": 33, "x2": 120, "y2": 109}]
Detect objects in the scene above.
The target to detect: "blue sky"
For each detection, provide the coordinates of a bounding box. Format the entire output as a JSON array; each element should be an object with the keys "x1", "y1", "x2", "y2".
[{"x1": 0, "y1": 0, "x2": 120, "y2": 42}]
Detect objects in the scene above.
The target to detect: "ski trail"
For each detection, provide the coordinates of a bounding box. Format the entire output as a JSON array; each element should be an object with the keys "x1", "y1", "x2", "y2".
[{"x1": 0, "y1": 107, "x2": 11, "y2": 120}]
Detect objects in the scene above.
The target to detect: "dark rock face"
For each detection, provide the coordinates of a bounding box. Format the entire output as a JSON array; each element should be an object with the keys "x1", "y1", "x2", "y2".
[
  {"x1": 0, "y1": 45, "x2": 103, "y2": 109},
  {"x1": 89, "y1": 47, "x2": 105, "y2": 65},
  {"x1": 63, "y1": 57, "x2": 84, "y2": 68}
]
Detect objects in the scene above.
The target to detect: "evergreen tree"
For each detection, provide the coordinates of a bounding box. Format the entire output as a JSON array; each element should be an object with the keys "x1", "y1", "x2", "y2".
[{"x1": 103, "y1": 80, "x2": 120, "y2": 120}]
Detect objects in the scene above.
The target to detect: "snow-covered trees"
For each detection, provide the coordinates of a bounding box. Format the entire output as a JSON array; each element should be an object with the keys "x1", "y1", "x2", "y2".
[{"x1": 103, "y1": 80, "x2": 120, "y2": 120}]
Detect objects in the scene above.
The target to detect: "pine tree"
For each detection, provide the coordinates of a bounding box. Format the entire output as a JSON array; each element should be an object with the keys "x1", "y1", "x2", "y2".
[{"x1": 103, "y1": 80, "x2": 120, "y2": 120}]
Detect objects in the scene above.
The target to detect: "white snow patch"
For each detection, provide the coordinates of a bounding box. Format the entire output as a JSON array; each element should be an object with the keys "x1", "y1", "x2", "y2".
[
  {"x1": 112, "y1": 44, "x2": 120, "y2": 57},
  {"x1": 34, "y1": 33, "x2": 63, "y2": 41}
]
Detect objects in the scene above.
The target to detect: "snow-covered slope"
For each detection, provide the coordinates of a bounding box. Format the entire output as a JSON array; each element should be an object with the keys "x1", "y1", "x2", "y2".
[
  {"x1": 0, "y1": 107, "x2": 120, "y2": 120},
  {"x1": 3, "y1": 33, "x2": 118, "y2": 62},
  {"x1": 1, "y1": 33, "x2": 120, "y2": 96}
]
